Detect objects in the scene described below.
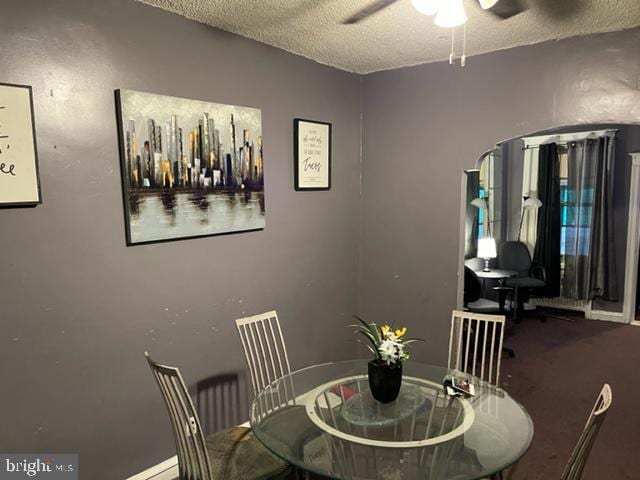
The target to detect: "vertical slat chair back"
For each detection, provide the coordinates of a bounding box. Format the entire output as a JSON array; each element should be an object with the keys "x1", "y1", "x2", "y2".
[
  {"x1": 235, "y1": 311, "x2": 294, "y2": 417},
  {"x1": 561, "y1": 384, "x2": 613, "y2": 480},
  {"x1": 194, "y1": 373, "x2": 243, "y2": 436},
  {"x1": 145, "y1": 352, "x2": 213, "y2": 480},
  {"x1": 448, "y1": 311, "x2": 506, "y2": 386}
]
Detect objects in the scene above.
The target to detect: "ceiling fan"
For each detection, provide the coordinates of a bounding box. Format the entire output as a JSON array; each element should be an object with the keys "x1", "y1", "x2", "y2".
[{"x1": 343, "y1": 0, "x2": 528, "y2": 25}]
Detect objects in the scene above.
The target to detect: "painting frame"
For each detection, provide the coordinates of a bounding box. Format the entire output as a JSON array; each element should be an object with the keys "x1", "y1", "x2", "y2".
[
  {"x1": 115, "y1": 89, "x2": 265, "y2": 246},
  {"x1": 0, "y1": 82, "x2": 42, "y2": 207},
  {"x1": 294, "y1": 118, "x2": 332, "y2": 191}
]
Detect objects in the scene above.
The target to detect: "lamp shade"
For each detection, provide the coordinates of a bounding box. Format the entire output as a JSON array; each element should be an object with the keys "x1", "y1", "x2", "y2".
[
  {"x1": 411, "y1": 0, "x2": 441, "y2": 15},
  {"x1": 479, "y1": 0, "x2": 499, "y2": 9},
  {"x1": 478, "y1": 237, "x2": 497, "y2": 259},
  {"x1": 470, "y1": 197, "x2": 487, "y2": 209},
  {"x1": 523, "y1": 197, "x2": 543, "y2": 209},
  {"x1": 435, "y1": 0, "x2": 467, "y2": 27}
]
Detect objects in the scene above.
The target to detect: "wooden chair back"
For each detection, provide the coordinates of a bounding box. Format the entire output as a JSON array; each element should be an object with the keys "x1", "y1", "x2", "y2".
[
  {"x1": 448, "y1": 310, "x2": 505, "y2": 385},
  {"x1": 561, "y1": 384, "x2": 612, "y2": 480}
]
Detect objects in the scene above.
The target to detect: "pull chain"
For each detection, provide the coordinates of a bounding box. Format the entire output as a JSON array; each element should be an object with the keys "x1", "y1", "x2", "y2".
[
  {"x1": 461, "y1": 22, "x2": 467, "y2": 67},
  {"x1": 449, "y1": 27, "x2": 455, "y2": 64}
]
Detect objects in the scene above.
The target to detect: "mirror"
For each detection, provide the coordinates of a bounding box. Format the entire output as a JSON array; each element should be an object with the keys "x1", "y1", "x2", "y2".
[{"x1": 461, "y1": 123, "x2": 640, "y2": 322}]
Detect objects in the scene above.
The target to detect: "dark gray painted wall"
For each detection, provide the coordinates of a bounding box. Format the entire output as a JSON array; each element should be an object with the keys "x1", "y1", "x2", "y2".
[
  {"x1": 0, "y1": 0, "x2": 362, "y2": 478},
  {"x1": 361, "y1": 28, "x2": 640, "y2": 364},
  {"x1": 2, "y1": 1, "x2": 640, "y2": 477}
]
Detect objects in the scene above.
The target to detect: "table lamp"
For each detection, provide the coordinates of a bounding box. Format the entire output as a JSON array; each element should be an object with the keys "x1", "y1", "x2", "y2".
[{"x1": 477, "y1": 237, "x2": 497, "y2": 272}]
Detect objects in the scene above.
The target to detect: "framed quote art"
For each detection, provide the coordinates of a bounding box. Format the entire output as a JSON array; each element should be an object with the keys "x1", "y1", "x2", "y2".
[
  {"x1": 0, "y1": 83, "x2": 41, "y2": 207},
  {"x1": 294, "y1": 118, "x2": 331, "y2": 190}
]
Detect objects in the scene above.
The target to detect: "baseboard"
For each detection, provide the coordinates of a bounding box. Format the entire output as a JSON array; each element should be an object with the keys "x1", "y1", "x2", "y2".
[
  {"x1": 126, "y1": 456, "x2": 177, "y2": 480},
  {"x1": 585, "y1": 309, "x2": 626, "y2": 324}
]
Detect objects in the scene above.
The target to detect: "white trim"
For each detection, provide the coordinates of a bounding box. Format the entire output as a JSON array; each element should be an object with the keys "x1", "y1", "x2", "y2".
[
  {"x1": 631, "y1": 320, "x2": 640, "y2": 327},
  {"x1": 586, "y1": 309, "x2": 626, "y2": 324},
  {"x1": 126, "y1": 456, "x2": 177, "y2": 480},
  {"x1": 126, "y1": 420, "x2": 250, "y2": 480},
  {"x1": 623, "y1": 153, "x2": 640, "y2": 324},
  {"x1": 522, "y1": 129, "x2": 616, "y2": 147}
]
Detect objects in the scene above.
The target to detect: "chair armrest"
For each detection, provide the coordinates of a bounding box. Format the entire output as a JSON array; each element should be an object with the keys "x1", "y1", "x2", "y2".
[{"x1": 530, "y1": 264, "x2": 546, "y2": 283}]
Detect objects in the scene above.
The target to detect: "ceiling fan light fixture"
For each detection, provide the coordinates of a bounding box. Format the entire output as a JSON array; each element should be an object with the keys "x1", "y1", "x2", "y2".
[
  {"x1": 479, "y1": 0, "x2": 499, "y2": 9},
  {"x1": 435, "y1": 0, "x2": 468, "y2": 27},
  {"x1": 411, "y1": 0, "x2": 441, "y2": 16}
]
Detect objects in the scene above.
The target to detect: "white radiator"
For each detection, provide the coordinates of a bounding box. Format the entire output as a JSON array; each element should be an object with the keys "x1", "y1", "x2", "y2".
[
  {"x1": 531, "y1": 297, "x2": 627, "y2": 323},
  {"x1": 530, "y1": 297, "x2": 591, "y2": 312}
]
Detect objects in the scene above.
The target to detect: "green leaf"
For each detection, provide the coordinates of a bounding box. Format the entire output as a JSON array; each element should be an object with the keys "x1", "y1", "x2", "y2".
[
  {"x1": 349, "y1": 320, "x2": 380, "y2": 352},
  {"x1": 352, "y1": 314, "x2": 382, "y2": 345},
  {"x1": 351, "y1": 339, "x2": 378, "y2": 358}
]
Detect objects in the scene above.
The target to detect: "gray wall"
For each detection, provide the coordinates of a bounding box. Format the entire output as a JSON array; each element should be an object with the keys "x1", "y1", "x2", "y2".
[
  {"x1": 360, "y1": 28, "x2": 640, "y2": 364},
  {"x1": 2, "y1": 1, "x2": 640, "y2": 477},
  {"x1": 0, "y1": 0, "x2": 362, "y2": 478}
]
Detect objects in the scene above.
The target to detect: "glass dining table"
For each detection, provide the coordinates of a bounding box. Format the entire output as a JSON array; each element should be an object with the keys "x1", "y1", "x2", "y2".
[{"x1": 250, "y1": 360, "x2": 533, "y2": 480}]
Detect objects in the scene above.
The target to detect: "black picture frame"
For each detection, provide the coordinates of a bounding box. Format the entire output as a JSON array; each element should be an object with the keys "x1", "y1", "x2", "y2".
[
  {"x1": 114, "y1": 90, "x2": 136, "y2": 246},
  {"x1": 294, "y1": 118, "x2": 332, "y2": 191},
  {"x1": 0, "y1": 82, "x2": 42, "y2": 208}
]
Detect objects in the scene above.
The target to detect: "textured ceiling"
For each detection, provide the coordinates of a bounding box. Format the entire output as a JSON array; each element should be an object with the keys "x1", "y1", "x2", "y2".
[{"x1": 137, "y1": 0, "x2": 640, "y2": 73}]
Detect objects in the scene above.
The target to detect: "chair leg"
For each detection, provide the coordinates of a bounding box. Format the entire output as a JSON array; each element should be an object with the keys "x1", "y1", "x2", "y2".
[{"x1": 511, "y1": 286, "x2": 518, "y2": 323}]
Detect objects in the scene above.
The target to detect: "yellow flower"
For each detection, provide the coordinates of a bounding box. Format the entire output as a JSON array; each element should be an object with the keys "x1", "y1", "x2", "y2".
[
  {"x1": 381, "y1": 325, "x2": 391, "y2": 336},
  {"x1": 395, "y1": 327, "x2": 407, "y2": 338}
]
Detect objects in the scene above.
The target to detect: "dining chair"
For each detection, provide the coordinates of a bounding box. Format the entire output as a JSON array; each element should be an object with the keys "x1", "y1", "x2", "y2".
[
  {"x1": 145, "y1": 352, "x2": 292, "y2": 480},
  {"x1": 235, "y1": 312, "x2": 335, "y2": 480},
  {"x1": 561, "y1": 383, "x2": 613, "y2": 480},
  {"x1": 448, "y1": 310, "x2": 506, "y2": 386},
  {"x1": 499, "y1": 241, "x2": 546, "y2": 322},
  {"x1": 235, "y1": 310, "x2": 293, "y2": 400}
]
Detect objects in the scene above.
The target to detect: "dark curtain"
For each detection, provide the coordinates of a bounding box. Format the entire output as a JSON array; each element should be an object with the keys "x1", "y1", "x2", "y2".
[
  {"x1": 589, "y1": 136, "x2": 618, "y2": 301},
  {"x1": 562, "y1": 140, "x2": 595, "y2": 299},
  {"x1": 562, "y1": 136, "x2": 618, "y2": 301},
  {"x1": 464, "y1": 170, "x2": 480, "y2": 259},
  {"x1": 533, "y1": 143, "x2": 561, "y2": 297}
]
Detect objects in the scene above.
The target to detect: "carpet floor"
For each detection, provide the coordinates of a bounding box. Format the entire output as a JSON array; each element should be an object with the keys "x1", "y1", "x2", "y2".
[{"x1": 500, "y1": 311, "x2": 640, "y2": 480}]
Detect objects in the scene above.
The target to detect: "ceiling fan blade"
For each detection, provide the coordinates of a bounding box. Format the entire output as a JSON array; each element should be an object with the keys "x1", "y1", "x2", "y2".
[
  {"x1": 342, "y1": 0, "x2": 401, "y2": 25},
  {"x1": 478, "y1": 0, "x2": 528, "y2": 19}
]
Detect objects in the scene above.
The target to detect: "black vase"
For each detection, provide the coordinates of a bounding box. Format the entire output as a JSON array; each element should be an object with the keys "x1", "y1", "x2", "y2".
[{"x1": 368, "y1": 360, "x2": 403, "y2": 403}]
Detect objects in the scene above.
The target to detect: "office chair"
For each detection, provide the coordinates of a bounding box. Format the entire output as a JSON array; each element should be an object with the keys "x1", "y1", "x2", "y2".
[{"x1": 499, "y1": 241, "x2": 546, "y2": 322}]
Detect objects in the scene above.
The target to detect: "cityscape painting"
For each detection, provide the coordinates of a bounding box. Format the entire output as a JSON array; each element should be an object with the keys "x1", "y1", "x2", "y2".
[{"x1": 116, "y1": 89, "x2": 264, "y2": 245}]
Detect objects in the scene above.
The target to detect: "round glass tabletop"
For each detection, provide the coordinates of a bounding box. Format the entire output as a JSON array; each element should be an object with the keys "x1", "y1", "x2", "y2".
[{"x1": 251, "y1": 360, "x2": 533, "y2": 480}]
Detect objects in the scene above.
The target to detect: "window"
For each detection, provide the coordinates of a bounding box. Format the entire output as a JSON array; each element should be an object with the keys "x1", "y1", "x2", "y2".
[
  {"x1": 559, "y1": 148, "x2": 594, "y2": 278},
  {"x1": 478, "y1": 151, "x2": 502, "y2": 241},
  {"x1": 478, "y1": 186, "x2": 486, "y2": 240}
]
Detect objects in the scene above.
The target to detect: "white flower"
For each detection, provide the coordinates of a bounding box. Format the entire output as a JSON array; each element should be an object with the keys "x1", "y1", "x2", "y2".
[{"x1": 379, "y1": 339, "x2": 404, "y2": 365}]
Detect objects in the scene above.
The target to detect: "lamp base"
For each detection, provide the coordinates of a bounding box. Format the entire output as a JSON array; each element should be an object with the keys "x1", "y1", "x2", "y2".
[{"x1": 483, "y1": 258, "x2": 491, "y2": 272}]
